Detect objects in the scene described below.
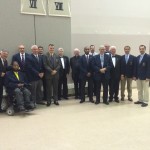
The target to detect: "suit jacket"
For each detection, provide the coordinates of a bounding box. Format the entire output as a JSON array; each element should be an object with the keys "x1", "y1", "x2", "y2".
[
  {"x1": 92, "y1": 54, "x2": 112, "y2": 80},
  {"x1": 120, "y1": 54, "x2": 136, "y2": 78},
  {"x1": 26, "y1": 54, "x2": 44, "y2": 82},
  {"x1": 12, "y1": 53, "x2": 29, "y2": 72},
  {"x1": 135, "y1": 53, "x2": 150, "y2": 80},
  {"x1": 59, "y1": 56, "x2": 70, "y2": 76},
  {"x1": 4, "y1": 71, "x2": 28, "y2": 95},
  {"x1": 0, "y1": 58, "x2": 8, "y2": 81},
  {"x1": 70, "y1": 56, "x2": 81, "y2": 79},
  {"x1": 43, "y1": 52, "x2": 61, "y2": 79},
  {"x1": 110, "y1": 55, "x2": 121, "y2": 80},
  {"x1": 79, "y1": 54, "x2": 93, "y2": 79}
]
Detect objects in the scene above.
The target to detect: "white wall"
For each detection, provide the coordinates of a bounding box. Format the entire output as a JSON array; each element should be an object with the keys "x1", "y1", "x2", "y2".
[{"x1": 71, "y1": 0, "x2": 150, "y2": 55}]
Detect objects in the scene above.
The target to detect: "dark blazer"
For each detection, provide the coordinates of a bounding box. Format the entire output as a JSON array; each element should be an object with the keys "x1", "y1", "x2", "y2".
[
  {"x1": 59, "y1": 56, "x2": 70, "y2": 76},
  {"x1": 4, "y1": 71, "x2": 28, "y2": 95},
  {"x1": 70, "y1": 56, "x2": 81, "y2": 79},
  {"x1": 135, "y1": 53, "x2": 150, "y2": 80},
  {"x1": 26, "y1": 54, "x2": 44, "y2": 82},
  {"x1": 0, "y1": 58, "x2": 8, "y2": 78},
  {"x1": 12, "y1": 53, "x2": 29, "y2": 72},
  {"x1": 92, "y1": 54, "x2": 112, "y2": 80},
  {"x1": 79, "y1": 55, "x2": 93, "y2": 79},
  {"x1": 110, "y1": 55, "x2": 121, "y2": 79},
  {"x1": 43, "y1": 52, "x2": 61, "y2": 79},
  {"x1": 120, "y1": 54, "x2": 136, "y2": 78}
]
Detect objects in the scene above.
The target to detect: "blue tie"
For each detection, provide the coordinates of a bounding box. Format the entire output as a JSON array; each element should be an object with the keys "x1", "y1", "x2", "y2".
[
  {"x1": 125, "y1": 55, "x2": 128, "y2": 64},
  {"x1": 100, "y1": 55, "x2": 104, "y2": 67},
  {"x1": 139, "y1": 55, "x2": 143, "y2": 63}
]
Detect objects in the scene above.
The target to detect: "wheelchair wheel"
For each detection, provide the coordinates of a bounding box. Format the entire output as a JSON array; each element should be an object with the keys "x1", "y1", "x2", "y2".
[{"x1": 6, "y1": 107, "x2": 15, "y2": 116}]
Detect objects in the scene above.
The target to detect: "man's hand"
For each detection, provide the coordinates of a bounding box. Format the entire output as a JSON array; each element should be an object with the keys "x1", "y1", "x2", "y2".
[
  {"x1": 51, "y1": 70, "x2": 57, "y2": 75},
  {"x1": 1, "y1": 72, "x2": 5, "y2": 77},
  {"x1": 121, "y1": 75, "x2": 124, "y2": 80},
  {"x1": 39, "y1": 73, "x2": 44, "y2": 78},
  {"x1": 133, "y1": 77, "x2": 136, "y2": 81},
  {"x1": 146, "y1": 78, "x2": 150, "y2": 81},
  {"x1": 100, "y1": 68, "x2": 106, "y2": 74},
  {"x1": 87, "y1": 72, "x2": 91, "y2": 77},
  {"x1": 18, "y1": 83, "x2": 24, "y2": 87}
]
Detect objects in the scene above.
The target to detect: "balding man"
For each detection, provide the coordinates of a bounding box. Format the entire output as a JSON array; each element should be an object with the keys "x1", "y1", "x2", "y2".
[
  {"x1": 79, "y1": 46, "x2": 94, "y2": 103},
  {"x1": 104, "y1": 44, "x2": 111, "y2": 55},
  {"x1": 26, "y1": 45, "x2": 44, "y2": 107},
  {"x1": 12, "y1": 45, "x2": 30, "y2": 74},
  {"x1": 70, "y1": 48, "x2": 81, "y2": 99},
  {"x1": 58, "y1": 48, "x2": 70, "y2": 100},
  {"x1": 0, "y1": 50, "x2": 9, "y2": 112}
]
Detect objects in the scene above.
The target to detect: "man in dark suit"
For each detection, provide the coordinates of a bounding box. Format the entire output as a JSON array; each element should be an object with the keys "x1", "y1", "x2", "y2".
[
  {"x1": 92, "y1": 45, "x2": 112, "y2": 105},
  {"x1": 109, "y1": 46, "x2": 121, "y2": 103},
  {"x1": 4, "y1": 61, "x2": 34, "y2": 111},
  {"x1": 12, "y1": 45, "x2": 29, "y2": 75},
  {"x1": 120, "y1": 46, "x2": 136, "y2": 101},
  {"x1": 58, "y1": 48, "x2": 70, "y2": 100},
  {"x1": 26, "y1": 45, "x2": 44, "y2": 107},
  {"x1": 134, "y1": 45, "x2": 150, "y2": 107},
  {"x1": 43, "y1": 44, "x2": 61, "y2": 106},
  {"x1": 79, "y1": 46, "x2": 94, "y2": 103},
  {"x1": 0, "y1": 50, "x2": 9, "y2": 112},
  {"x1": 70, "y1": 48, "x2": 81, "y2": 99}
]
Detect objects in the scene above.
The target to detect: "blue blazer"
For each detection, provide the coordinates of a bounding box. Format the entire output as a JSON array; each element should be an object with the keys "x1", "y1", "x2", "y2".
[
  {"x1": 79, "y1": 55, "x2": 93, "y2": 79},
  {"x1": 12, "y1": 53, "x2": 30, "y2": 72},
  {"x1": 92, "y1": 54, "x2": 112, "y2": 80},
  {"x1": 120, "y1": 55, "x2": 136, "y2": 78},
  {"x1": 135, "y1": 53, "x2": 150, "y2": 80},
  {"x1": 26, "y1": 54, "x2": 44, "y2": 82},
  {"x1": 4, "y1": 71, "x2": 28, "y2": 95}
]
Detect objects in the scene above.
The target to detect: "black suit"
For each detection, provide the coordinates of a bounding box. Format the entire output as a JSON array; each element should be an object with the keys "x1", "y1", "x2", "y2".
[
  {"x1": 58, "y1": 56, "x2": 70, "y2": 99},
  {"x1": 0, "y1": 58, "x2": 8, "y2": 110},
  {"x1": 70, "y1": 56, "x2": 81, "y2": 98},
  {"x1": 109, "y1": 55, "x2": 121, "y2": 101}
]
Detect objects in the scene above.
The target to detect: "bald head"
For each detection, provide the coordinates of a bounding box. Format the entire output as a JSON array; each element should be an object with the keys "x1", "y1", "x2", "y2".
[
  {"x1": 73, "y1": 48, "x2": 80, "y2": 56},
  {"x1": 84, "y1": 46, "x2": 90, "y2": 55},
  {"x1": 58, "y1": 48, "x2": 64, "y2": 57}
]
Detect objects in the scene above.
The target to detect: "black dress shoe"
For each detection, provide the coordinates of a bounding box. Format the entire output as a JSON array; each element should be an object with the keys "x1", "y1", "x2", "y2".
[
  {"x1": 89, "y1": 100, "x2": 94, "y2": 103},
  {"x1": 128, "y1": 98, "x2": 133, "y2": 102},
  {"x1": 63, "y1": 97, "x2": 68, "y2": 100},
  {"x1": 95, "y1": 101, "x2": 100, "y2": 105},
  {"x1": 121, "y1": 98, "x2": 124, "y2": 101},
  {"x1": 103, "y1": 102, "x2": 109, "y2": 105},
  {"x1": 54, "y1": 101, "x2": 59, "y2": 105},
  {"x1": 80, "y1": 100, "x2": 85, "y2": 103},
  {"x1": 0, "y1": 109, "x2": 5, "y2": 113},
  {"x1": 109, "y1": 99, "x2": 113, "y2": 102},
  {"x1": 36, "y1": 101, "x2": 46, "y2": 105},
  {"x1": 18, "y1": 106, "x2": 25, "y2": 111},
  {"x1": 134, "y1": 101, "x2": 143, "y2": 104},
  {"x1": 115, "y1": 100, "x2": 119, "y2": 103},
  {"x1": 141, "y1": 103, "x2": 148, "y2": 107},
  {"x1": 47, "y1": 101, "x2": 51, "y2": 107}
]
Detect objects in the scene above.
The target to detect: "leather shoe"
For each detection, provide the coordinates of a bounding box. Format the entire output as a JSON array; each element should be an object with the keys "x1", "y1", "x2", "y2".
[
  {"x1": 121, "y1": 98, "x2": 124, "y2": 101},
  {"x1": 95, "y1": 101, "x2": 100, "y2": 105},
  {"x1": 128, "y1": 98, "x2": 133, "y2": 102},
  {"x1": 54, "y1": 101, "x2": 59, "y2": 105},
  {"x1": 134, "y1": 101, "x2": 143, "y2": 104},
  {"x1": 89, "y1": 100, "x2": 94, "y2": 103},
  {"x1": 115, "y1": 100, "x2": 119, "y2": 103},
  {"x1": 141, "y1": 103, "x2": 148, "y2": 107},
  {"x1": 80, "y1": 100, "x2": 85, "y2": 103},
  {"x1": 19, "y1": 106, "x2": 25, "y2": 111},
  {"x1": 103, "y1": 102, "x2": 109, "y2": 105},
  {"x1": 47, "y1": 101, "x2": 51, "y2": 107}
]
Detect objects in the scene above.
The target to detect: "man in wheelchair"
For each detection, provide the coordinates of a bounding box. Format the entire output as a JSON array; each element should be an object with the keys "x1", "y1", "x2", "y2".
[{"x1": 4, "y1": 61, "x2": 34, "y2": 112}]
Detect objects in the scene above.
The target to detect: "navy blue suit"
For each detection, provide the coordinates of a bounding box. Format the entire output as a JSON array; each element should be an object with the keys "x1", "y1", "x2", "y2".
[
  {"x1": 120, "y1": 55, "x2": 136, "y2": 78},
  {"x1": 79, "y1": 55, "x2": 93, "y2": 101},
  {"x1": 135, "y1": 53, "x2": 150, "y2": 80},
  {"x1": 92, "y1": 54, "x2": 112, "y2": 103},
  {"x1": 12, "y1": 53, "x2": 29, "y2": 73}
]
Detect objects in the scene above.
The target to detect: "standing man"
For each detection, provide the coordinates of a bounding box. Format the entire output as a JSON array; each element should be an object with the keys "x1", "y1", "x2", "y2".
[
  {"x1": 0, "y1": 50, "x2": 9, "y2": 112},
  {"x1": 70, "y1": 48, "x2": 81, "y2": 99},
  {"x1": 109, "y1": 46, "x2": 121, "y2": 103},
  {"x1": 79, "y1": 46, "x2": 94, "y2": 103},
  {"x1": 12, "y1": 45, "x2": 29, "y2": 75},
  {"x1": 120, "y1": 46, "x2": 136, "y2": 101},
  {"x1": 92, "y1": 45, "x2": 112, "y2": 105},
  {"x1": 134, "y1": 45, "x2": 150, "y2": 107},
  {"x1": 27, "y1": 45, "x2": 44, "y2": 107},
  {"x1": 58, "y1": 48, "x2": 70, "y2": 100},
  {"x1": 43, "y1": 44, "x2": 61, "y2": 106}
]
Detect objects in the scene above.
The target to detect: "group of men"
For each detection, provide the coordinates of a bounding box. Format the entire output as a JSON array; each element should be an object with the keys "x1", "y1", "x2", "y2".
[{"x1": 0, "y1": 43, "x2": 150, "y2": 113}]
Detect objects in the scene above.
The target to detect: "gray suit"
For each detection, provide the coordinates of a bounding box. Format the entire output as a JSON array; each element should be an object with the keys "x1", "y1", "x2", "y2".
[{"x1": 43, "y1": 52, "x2": 61, "y2": 102}]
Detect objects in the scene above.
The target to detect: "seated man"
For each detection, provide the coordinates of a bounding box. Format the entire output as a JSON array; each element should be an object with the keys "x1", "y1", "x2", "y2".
[{"x1": 4, "y1": 61, "x2": 34, "y2": 111}]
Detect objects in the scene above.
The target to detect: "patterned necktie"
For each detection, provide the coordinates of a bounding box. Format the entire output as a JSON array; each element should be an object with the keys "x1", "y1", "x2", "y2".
[{"x1": 21, "y1": 54, "x2": 25, "y2": 66}]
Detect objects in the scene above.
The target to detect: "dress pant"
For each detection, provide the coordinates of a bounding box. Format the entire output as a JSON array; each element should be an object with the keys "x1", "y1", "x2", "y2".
[
  {"x1": 96, "y1": 75, "x2": 109, "y2": 103},
  {"x1": 30, "y1": 79, "x2": 43, "y2": 105},
  {"x1": 42, "y1": 76, "x2": 47, "y2": 100},
  {"x1": 121, "y1": 77, "x2": 132, "y2": 99},
  {"x1": 137, "y1": 79, "x2": 149, "y2": 103},
  {"x1": 109, "y1": 77, "x2": 120, "y2": 100},
  {"x1": 73, "y1": 74, "x2": 81, "y2": 98},
  {"x1": 58, "y1": 70, "x2": 68, "y2": 98},
  {"x1": 0, "y1": 79, "x2": 3, "y2": 110},
  {"x1": 14, "y1": 88, "x2": 32, "y2": 108},
  {"x1": 46, "y1": 75, "x2": 59, "y2": 103},
  {"x1": 80, "y1": 76, "x2": 93, "y2": 101}
]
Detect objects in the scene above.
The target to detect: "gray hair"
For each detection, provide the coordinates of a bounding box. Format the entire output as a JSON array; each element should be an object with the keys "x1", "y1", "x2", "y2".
[{"x1": 31, "y1": 45, "x2": 38, "y2": 50}]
